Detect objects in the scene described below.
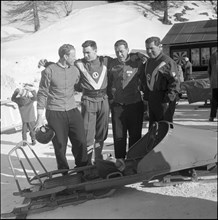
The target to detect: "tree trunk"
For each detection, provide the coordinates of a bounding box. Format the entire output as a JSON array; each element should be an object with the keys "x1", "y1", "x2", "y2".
[
  {"x1": 33, "y1": 2, "x2": 40, "y2": 32},
  {"x1": 163, "y1": 0, "x2": 169, "y2": 24}
]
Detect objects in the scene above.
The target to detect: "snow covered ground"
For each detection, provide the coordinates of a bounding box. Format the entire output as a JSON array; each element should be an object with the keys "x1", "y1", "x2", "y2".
[{"x1": 1, "y1": 99, "x2": 217, "y2": 219}]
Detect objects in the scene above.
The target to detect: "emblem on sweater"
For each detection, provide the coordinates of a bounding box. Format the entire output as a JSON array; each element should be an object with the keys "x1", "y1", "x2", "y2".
[
  {"x1": 147, "y1": 74, "x2": 151, "y2": 81},
  {"x1": 92, "y1": 72, "x2": 99, "y2": 79},
  {"x1": 126, "y1": 70, "x2": 132, "y2": 77}
]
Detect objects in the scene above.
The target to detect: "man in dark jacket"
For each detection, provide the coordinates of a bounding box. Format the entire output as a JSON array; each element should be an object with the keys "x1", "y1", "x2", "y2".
[
  {"x1": 143, "y1": 36, "x2": 180, "y2": 129},
  {"x1": 107, "y1": 39, "x2": 145, "y2": 167}
]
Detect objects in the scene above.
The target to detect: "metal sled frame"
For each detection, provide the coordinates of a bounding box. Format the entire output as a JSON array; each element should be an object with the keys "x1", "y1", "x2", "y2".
[
  {"x1": 8, "y1": 141, "x2": 71, "y2": 197},
  {"x1": 7, "y1": 122, "x2": 168, "y2": 200},
  {"x1": 8, "y1": 141, "x2": 99, "y2": 198}
]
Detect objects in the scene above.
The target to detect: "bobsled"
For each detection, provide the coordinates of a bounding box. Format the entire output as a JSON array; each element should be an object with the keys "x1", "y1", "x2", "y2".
[
  {"x1": 3, "y1": 121, "x2": 217, "y2": 218},
  {"x1": 181, "y1": 78, "x2": 212, "y2": 103}
]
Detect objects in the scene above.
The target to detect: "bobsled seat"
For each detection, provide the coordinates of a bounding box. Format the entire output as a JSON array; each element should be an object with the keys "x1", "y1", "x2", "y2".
[
  {"x1": 126, "y1": 121, "x2": 170, "y2": 160},
  {"x1": 95, "y1": 159, "x2": 122, "y2": 179}
]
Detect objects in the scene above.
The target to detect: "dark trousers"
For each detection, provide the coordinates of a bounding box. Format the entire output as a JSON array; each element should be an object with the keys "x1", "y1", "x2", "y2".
[
  {"x1": 46, "y1": 108, "x2": 88, "y2": 170},
  {"x1": 111, "y1": 101, "x2": 144, "y2": 159},
  {"x1": 22, "y1": 121, "x2": 36, "y2": 141},
  {"x1": 148, "y1": 92, "x2": 177, "y2": 130},
  {"x1": 210, "y1": 88, "x2": 218, "y2": 118}
]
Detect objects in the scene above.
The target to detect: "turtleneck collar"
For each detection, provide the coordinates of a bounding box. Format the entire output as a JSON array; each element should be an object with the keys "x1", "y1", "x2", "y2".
[{"x1": 57, "y1": 61, "x2": 69, "y2": 69}]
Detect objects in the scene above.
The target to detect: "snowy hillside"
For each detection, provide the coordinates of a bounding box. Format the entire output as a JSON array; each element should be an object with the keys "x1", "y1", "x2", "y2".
[{"x1": 1, "y1": 1, "x2": 217, "y2": 100}]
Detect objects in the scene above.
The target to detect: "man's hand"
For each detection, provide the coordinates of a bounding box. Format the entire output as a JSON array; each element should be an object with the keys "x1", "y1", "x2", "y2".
[
  {"x1": 130, "y1": 52, "x2": 148, "y2": 63},
  {"x1": 162, "y1": 102, "x2": 169, "y2": 114},
  {"x1": 34, "y1": 109, "x2": 45, "y2": 131},
  {"x1": 34, "y1": 116, "x2": 45, "y2": 131},
  {"x1": 109, "y1": 99, "x2": 114, "y2": 106},
  {"x1": 137, "y1": 52, "x2": 148, "y2": 63},
  {"x1": 38, "y1": 59, "x2": 48, "y2": 68}
]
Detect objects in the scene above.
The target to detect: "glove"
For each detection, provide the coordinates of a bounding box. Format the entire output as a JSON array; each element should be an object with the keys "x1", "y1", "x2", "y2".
[
  {"x1": 130, "y1": 54, "x2": 138, "y2": 62},
  {"x1": 38, "y1": 59, "x2": 48, "y2": 68}
]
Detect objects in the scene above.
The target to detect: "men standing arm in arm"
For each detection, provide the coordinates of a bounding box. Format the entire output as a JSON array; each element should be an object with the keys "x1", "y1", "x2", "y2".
[
  {"x1": 35, "y1": 44, "x2": 88, "y2": 172},
  {"x1": 208, "y1": 49, "x2": 218, "y2": 122},
  {"x1": 143, "y1": 36, "x2": 180, "y2": 129},
  {"x1": 37, "y1": 41, "x2": 113, "y2": 164}
]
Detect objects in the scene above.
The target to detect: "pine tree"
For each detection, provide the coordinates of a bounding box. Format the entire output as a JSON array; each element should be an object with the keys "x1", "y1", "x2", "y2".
[
  {"x1": 4, "y1": 1, "x2": 60, "y2": 32},
  {"x1": 57, "y1": 1, "x2": 73, "y2": 17},
  {"x1": 151, "y1": 0, "x2": 171, "y2": 24}
]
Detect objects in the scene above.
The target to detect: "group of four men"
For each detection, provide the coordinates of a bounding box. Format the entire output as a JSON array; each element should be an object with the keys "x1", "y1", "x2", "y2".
[{"x1": 35, "y1": 36, "x2": 180, "y2": 172}]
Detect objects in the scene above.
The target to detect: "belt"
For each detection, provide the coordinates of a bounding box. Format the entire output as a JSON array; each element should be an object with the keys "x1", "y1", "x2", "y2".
[
  {"x1": 113, "y1": 101, "x2": 142, "y2": 107},
  {"x1": 83, "y1": 89, "x2": 107, "y2": 98},
  {"x1": 112, "y1": 102, "x2": 127, "y2": 107}
]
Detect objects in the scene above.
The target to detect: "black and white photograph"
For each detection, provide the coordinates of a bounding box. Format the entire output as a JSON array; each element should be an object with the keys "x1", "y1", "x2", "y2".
[{"x1": 1, "y1": 1, "x2": 217, "y2": 219}]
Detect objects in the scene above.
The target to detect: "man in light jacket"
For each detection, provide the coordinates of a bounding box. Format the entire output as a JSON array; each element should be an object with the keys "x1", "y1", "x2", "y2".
[{"x1": 35, "y1": 44, "x2": 88, "y2": 173}]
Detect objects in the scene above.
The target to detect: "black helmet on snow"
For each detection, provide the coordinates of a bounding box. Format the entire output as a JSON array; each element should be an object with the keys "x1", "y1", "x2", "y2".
[{"x1": 35, "y1": 125, "x2": 55, "y2": 144}]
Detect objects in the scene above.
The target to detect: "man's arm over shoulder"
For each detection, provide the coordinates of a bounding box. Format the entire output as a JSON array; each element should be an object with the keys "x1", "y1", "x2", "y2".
[
  {"x1": 130, "y1": 52, "x2": 148, "y2": 64},
  {"x1": 98, "y1": 55, "x2": 114, "y2": 68},
  {"x1": 38, "y1": 59, "x2": 55, "y2": 68}
]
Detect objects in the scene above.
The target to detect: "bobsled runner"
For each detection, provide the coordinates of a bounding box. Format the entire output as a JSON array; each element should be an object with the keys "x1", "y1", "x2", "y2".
[{"x1": 1, "y1": 121, "x2": 217, "y2": 218}]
